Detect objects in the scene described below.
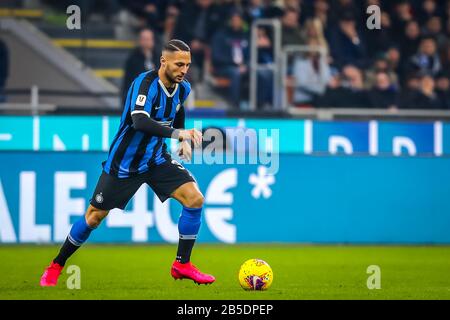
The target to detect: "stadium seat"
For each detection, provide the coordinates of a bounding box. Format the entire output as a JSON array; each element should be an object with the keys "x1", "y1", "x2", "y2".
[{"x1": 203, "y1": 47, "x2": 231, "y2": 89}]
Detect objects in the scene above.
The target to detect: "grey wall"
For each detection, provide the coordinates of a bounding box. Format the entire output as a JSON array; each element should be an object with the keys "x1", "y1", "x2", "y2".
[{"x1": 1, "y1": 28, "x2": 118, "y2": 109}]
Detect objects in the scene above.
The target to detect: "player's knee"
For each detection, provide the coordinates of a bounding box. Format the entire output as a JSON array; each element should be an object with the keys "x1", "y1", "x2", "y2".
[
  {"x1": 185, "y1": 193, "x2": 204, "y2": 209},
  {"x1": 86, "y1": 206, "x2": 108, "y2": 228}
]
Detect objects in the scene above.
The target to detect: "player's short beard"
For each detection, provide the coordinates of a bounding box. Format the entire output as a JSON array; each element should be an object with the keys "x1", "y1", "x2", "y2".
[{"x1": 165, "y1": 70, "x2": 179, "y2": 85}]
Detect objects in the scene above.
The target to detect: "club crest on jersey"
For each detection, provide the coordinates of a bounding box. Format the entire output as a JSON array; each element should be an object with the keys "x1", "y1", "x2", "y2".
[
  {"x1": 95, "y1": 192, "x2": 104, "y2": 204},
  {"x1": 136, "y1": 95, "x2": 146, "y2": 106}
]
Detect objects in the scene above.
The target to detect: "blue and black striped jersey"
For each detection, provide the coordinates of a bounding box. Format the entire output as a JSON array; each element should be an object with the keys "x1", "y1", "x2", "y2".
[{"x1": 103, "y1": 70, "x2": 191, "y2": 178}]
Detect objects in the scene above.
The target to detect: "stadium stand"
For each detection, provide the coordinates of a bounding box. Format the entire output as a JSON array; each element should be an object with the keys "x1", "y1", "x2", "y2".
[{"x1": 0, "y1": 0, "x2": 449, "y2": 115}]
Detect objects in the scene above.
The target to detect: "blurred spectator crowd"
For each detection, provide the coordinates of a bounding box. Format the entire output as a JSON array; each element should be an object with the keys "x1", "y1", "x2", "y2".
[{"x1": 37, "y1": 0, "x2": 450, "y2": 110}]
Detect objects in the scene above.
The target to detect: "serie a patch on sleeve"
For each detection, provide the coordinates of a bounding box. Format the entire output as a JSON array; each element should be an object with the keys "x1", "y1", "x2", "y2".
[{"x1": 136, "y1": 95, "x2": 146, "y2": 106}]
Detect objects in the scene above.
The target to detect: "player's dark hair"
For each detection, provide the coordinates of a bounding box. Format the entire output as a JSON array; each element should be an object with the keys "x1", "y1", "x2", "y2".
[{"x1": 164, "y1": 39, "x2": 190, "y2": 52}]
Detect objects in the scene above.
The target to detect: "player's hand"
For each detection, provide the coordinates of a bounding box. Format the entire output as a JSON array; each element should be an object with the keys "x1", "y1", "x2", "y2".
[
  {"x1": 178, "y1": 129, "x2": 202, "y2": 147},
  {"x1": 191, "y1": 129, "x2": 203, "y2": 147},
  {"x1": 178, "y1": 140, "x2": 192, "y2": 162}
]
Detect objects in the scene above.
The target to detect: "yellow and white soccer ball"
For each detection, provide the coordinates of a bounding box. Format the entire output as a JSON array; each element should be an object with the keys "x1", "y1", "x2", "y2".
[{"x1": 238, "y1": 259, "x2": 273, "y2": 291}]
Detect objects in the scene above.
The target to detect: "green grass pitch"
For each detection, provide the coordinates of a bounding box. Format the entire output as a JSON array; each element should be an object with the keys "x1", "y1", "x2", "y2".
[{"x1": 1, "y1": 244, "x2": 449, "y2": 300}]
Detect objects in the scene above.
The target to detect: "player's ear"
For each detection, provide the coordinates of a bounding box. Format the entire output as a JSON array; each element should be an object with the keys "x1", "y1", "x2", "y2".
[{"x1": 160, "y1": 54, "x2": 166, "y2": 67}]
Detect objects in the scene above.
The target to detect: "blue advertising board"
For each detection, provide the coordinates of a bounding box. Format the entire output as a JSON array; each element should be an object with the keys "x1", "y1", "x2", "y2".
[
  {"x1": 312, "y1": 121, "x2": 370, "y2": 154},
  {"x1": 0, "y1": 116, "x2": 448, "y2": 156},
  {"x1": 0, "y1": 152, "x2": 449, "y2": 244}
]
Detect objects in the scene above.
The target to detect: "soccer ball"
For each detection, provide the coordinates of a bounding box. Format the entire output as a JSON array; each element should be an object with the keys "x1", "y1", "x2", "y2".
[{"x1": 238, "y1": 259, "x2": 273, "y2": 291}]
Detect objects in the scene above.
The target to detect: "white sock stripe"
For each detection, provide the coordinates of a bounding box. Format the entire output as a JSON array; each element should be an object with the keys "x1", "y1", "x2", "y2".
[
  {"x1": 67, "y1": 234, "x2": 82, "y2": 246},
  {"x1": 179, "y1": 234, "x2": 197, "y2": 240}
]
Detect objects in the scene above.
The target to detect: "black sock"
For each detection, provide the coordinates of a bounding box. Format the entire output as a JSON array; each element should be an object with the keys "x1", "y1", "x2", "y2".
[
  {"x1": 53, "y1": 238, "x2": 81, "y2": 267},
  {"x1": 176, "y1": 239, "x2": 196, "y2": 264}
]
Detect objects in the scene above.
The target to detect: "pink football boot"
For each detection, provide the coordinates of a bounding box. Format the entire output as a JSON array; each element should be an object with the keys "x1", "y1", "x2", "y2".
[
  {"x1": 171, "y1": 261, "x2": 215, "y2": 285},
  {"x1": 40, "y1": 261, "x2": 63, "y2": 287}
]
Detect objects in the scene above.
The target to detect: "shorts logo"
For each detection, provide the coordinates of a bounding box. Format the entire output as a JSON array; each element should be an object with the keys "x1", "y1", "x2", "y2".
[
  {"x1": 171, "y1": 159, "x2": 185, "y2": 170},
  {"x1": 95, "y1": 192, "x2": 104, "y2": 204},
  {"x1": 136, "y1": 95, "x2": 146, "y2": 106}
]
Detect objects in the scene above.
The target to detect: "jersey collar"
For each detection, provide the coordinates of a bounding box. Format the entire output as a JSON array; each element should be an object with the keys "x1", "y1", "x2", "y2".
[{"x1": 158, "y1": 79, "x2": 179, "y2": 98}]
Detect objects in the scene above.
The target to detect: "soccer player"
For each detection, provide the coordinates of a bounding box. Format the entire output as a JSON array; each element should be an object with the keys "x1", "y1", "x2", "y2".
[{"x1": 40, "y1": 39, "x2": 215, "y2": 286}]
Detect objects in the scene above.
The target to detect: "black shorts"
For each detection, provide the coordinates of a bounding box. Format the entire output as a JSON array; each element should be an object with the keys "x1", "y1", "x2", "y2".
[{"x1": 90, "y1": 157, "x2": 195, "y2": 210}]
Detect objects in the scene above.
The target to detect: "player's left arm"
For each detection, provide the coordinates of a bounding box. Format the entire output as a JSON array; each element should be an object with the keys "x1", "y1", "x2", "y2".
[
  {"x1": 174, "y1": 104, "x2": 193, "y2": 160},
  {"x1": 174, "y1": 84, "x2": 193, "y2": 161},
  {"x1": 130, "y1": 75, "x2": 179, "y2": 138},
  {"x1": 173, "y1": 104, "x2": 185, "y2": 129},
  {"x1": 130, "y1": 76, "x2": 200, "y2": 145}
]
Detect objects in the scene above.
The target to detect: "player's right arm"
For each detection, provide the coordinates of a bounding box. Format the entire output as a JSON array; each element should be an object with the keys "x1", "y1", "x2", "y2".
[
  {"x1": 132, "y1": 113, "x2": 201, "y2": 146},
  {"x1": 129, "y1": 74, "x2": 201, "y2": 146}
]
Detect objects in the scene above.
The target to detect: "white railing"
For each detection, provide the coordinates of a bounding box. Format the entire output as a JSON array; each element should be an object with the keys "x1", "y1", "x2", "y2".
[
  {"x1": 249, "y1": 19, "x2": 282, "y2": 111},
  {"x1": 0, "y1": 86, "x2": 56, "y2": 114}
]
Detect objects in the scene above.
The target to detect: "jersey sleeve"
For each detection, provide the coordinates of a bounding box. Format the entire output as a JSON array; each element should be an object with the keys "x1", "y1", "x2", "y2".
[{"x1": 130, "y1": 73, "x2": 158, "y2": 117}]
